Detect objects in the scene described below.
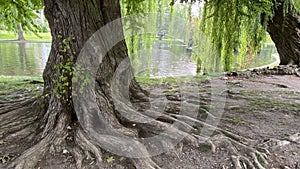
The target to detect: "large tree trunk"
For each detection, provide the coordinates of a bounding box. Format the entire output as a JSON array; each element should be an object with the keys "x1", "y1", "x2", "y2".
[
  {"x1": 42, "y1": 0, "x2": 120, "y2": 111},
  {"x1": 42, "y1": 0, "x2": 147, "y2": 136},
  {"x1": 267, "y1": 0, "x2": 300, "y2": 65},
  {"x1": 7, "y1": 0, "x2": 154, "y2": 168}
]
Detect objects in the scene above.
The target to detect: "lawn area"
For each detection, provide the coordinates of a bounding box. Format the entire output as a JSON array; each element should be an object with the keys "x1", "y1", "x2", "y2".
[
  {"x1": 0, "y1": 76, "x2": 43, "y2": 100},
  {"x1": 0, "y1": 30, "x2": 51, "y2": 42}
]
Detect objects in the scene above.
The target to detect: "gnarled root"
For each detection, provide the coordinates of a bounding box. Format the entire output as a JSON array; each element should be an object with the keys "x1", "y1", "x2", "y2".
[
  {"x1": 8, "y1": 99, "x2": 69, "y2": 169},
  {"x1": 0, "y1": 85, "x2": 277, "y2": 169},
  {"x1": 208, "y1": 134, "x2": 269, "y2": 169}
]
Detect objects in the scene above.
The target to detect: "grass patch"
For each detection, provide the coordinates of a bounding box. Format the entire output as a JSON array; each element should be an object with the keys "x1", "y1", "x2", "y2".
[
  {"x1": 136, "y1": 75, "x2": 210, "y2": 86},
  {"x1": 0, "y1": 76, "x2": 43, "y2": 84},
  {"x1": 0, "y1": 76, "x2": 43, "y2": 100},
  {"x1": 224, "y1": 116, "x2": 250, "y2": 126},
  {"x1": 162, "y1": 89, "x2": 178, "y2": 94},
  {"x1": 233, "y1": 90, "x2": 300, "y2": 115},
  {"x1": 151, "y1": 37, "x2": 185, "y2": 44},
  {"x1": 198, "y1": 106, "x2": 210, "y2": 119},
  {"x1": 0, "y1": 30, "x2": 51, "y2": 42},
  {"x1": 250, "y1": 97, "x2": 300, "y2": 112},
  {"x1": 257, "y1": 155, "x2": 266, "y2": 167},
  {"x1": 241, "y1": 92, "x2": 300, "y2": 114}
]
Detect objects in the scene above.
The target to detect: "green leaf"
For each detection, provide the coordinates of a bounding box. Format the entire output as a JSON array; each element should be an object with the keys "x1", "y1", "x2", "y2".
[{"x1": 106, "y1": 156, "x2": 115, "y2": 163}]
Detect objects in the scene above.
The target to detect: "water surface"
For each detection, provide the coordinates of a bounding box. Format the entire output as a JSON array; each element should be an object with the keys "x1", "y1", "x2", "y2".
[
  {"x1": 0, "y1": 41, "x2": 278, "y2": 78},
  {"x1": 0, "y1": 42, "x2": 50, "y2": 76}
]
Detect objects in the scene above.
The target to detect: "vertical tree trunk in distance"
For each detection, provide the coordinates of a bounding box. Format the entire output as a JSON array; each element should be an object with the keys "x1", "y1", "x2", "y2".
[
  {"x1": 267, "y1": 0, "x2": 300, "y2": 65},
  {"x1": 17, "y1": 24, "x2": 25, "y2": 41}
]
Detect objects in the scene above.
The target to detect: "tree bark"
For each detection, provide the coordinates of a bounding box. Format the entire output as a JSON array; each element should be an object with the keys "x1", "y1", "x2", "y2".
[
  {"x1": 267, "y1": 0, "x2": 300, "y2": 65},
  {"x1": 17, "y1": 24, "x2": 25, "y2": 41},
  {"x1": 37, "y1": 0, "x2": 150, "y2": 168},
  {"x1": 43, "y1": 0, "x2": 127, "y2": 107}
]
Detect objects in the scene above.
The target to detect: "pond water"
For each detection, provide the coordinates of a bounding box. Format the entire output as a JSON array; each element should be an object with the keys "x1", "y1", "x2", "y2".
[
  {"x1": 0, "y1": 42, "x2": 50, "y2": 76},
  {"x1": 131, "y1": 43, "x2": 197, "y2": 78},
  {"x1": 0, "y1": 41, "x2": 278, "y2": 77},
  {"x1": 131, "y1": 42, "x2": 278, "y2": 77}
]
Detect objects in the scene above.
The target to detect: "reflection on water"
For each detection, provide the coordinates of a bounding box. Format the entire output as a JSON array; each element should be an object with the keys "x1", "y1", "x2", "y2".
[
  {"x1": 0, "y1": 42, "x2": 50, "y2": 76},
  {"x1": 132, "y1": 42, "x2": 278, "y2": 78},
  {"x1": 131, "y1": 42, "x2": 197, "y2": 78},
  {"x1": 0, "y1": 41, "x2": 277, "y2": 78}
]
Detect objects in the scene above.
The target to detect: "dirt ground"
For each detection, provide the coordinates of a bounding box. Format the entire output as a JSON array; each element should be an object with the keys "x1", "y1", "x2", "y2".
[
  {"x1": 0, "y1": 74, "x2": 299, "y2": 169},
  {"x1": 142, "y1": 74, "x2": 300, "y2": 169}
]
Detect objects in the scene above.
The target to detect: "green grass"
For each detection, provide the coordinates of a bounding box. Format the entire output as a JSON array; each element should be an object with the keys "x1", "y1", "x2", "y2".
[
  {"x1": 136, "y1": 75, "x2": 210, "y2": 86},
  {"x1": 0, "y1": 30, "x2": 51, "y2": 42},
  {"x1": 0, "y1": 76, "x2": 43, "y2": 83},
  {"x1": 0, "y1": 76, "x2": 43, "y2": 100},
  {"x1": 237, "y1": 90, "x2": 300, "y2": 115},
  {"x1": 224, "y1": 116, "x2": 250, "y2": 126}
]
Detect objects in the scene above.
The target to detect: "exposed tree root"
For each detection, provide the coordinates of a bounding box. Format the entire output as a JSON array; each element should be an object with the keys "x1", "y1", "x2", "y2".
[
  {"x1": 0, "y1": 99, "x2": 35, "y2": 115},
  {"x1": 0, "y1": 94, "x2": 159, "y2": 169},
  {"x1": 8, "y1": 99, "x2": 69, "y2": 169},
  {"x1": 74, "y1": 128, "x2": 104, "y2": 168},
  {"x1": 131, "y1": 158, "x2": 161, "y2": 169},
  {"x1": 0, "y1": 88, "x2": 285, "y2": 169},
  {"x1": 209, "y1": 134, "x2": 269, "y2": 169}
]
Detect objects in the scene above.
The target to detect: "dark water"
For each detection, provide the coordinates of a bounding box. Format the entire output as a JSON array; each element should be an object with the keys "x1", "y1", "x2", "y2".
[
  {"x1": 0, "y1": 42, "x2": 50, "y2": 76},
  {"x1": 0, "y1": 41, "x2": 277, "y2": 77}
]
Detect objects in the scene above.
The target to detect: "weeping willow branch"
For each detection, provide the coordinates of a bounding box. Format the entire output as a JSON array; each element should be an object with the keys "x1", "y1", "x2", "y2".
[{"x1": 200, "y1": 0, "x2": 277, "y2": 71}]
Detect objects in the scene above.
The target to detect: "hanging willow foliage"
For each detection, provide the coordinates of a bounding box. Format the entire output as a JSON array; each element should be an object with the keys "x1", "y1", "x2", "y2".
[
  {"x1": 200, "y1": 0, "x2": 300, "y2": 71},
  {"x1": 120, "y1": 0, "x2": 159, "y2": 72},
  {"x1": 121, "y1": 0, "x2": 300, "y2": 71},
  {"x1": 199, "y1": 0, "x2": 274, "y2": 71},
  {"x1": 121, "y1": 0, "x2": 148, "y2": 57}
]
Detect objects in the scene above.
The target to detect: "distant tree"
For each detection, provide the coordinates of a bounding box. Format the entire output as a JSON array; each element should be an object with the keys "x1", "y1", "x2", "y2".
[
  {"x1": 17, "y1": 24, "x2": 25, "y2": 41},
  {"x1": 0, "y1": 0, "x2": 43, "y2": 36}
]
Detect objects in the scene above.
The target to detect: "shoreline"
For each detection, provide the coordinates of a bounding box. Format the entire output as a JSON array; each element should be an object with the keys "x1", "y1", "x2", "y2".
[{"x1": 0, "y1": 40, "x2": 51, "y2": 43}]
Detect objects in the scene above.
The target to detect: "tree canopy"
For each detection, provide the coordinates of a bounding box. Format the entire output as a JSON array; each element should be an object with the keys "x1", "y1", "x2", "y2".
[
  {"x1": 0, "y1": 0, "x2": 43, "y2": 32},
  {"x1": 120, "y1": 0, "x2": 300, "y2": 70}
]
